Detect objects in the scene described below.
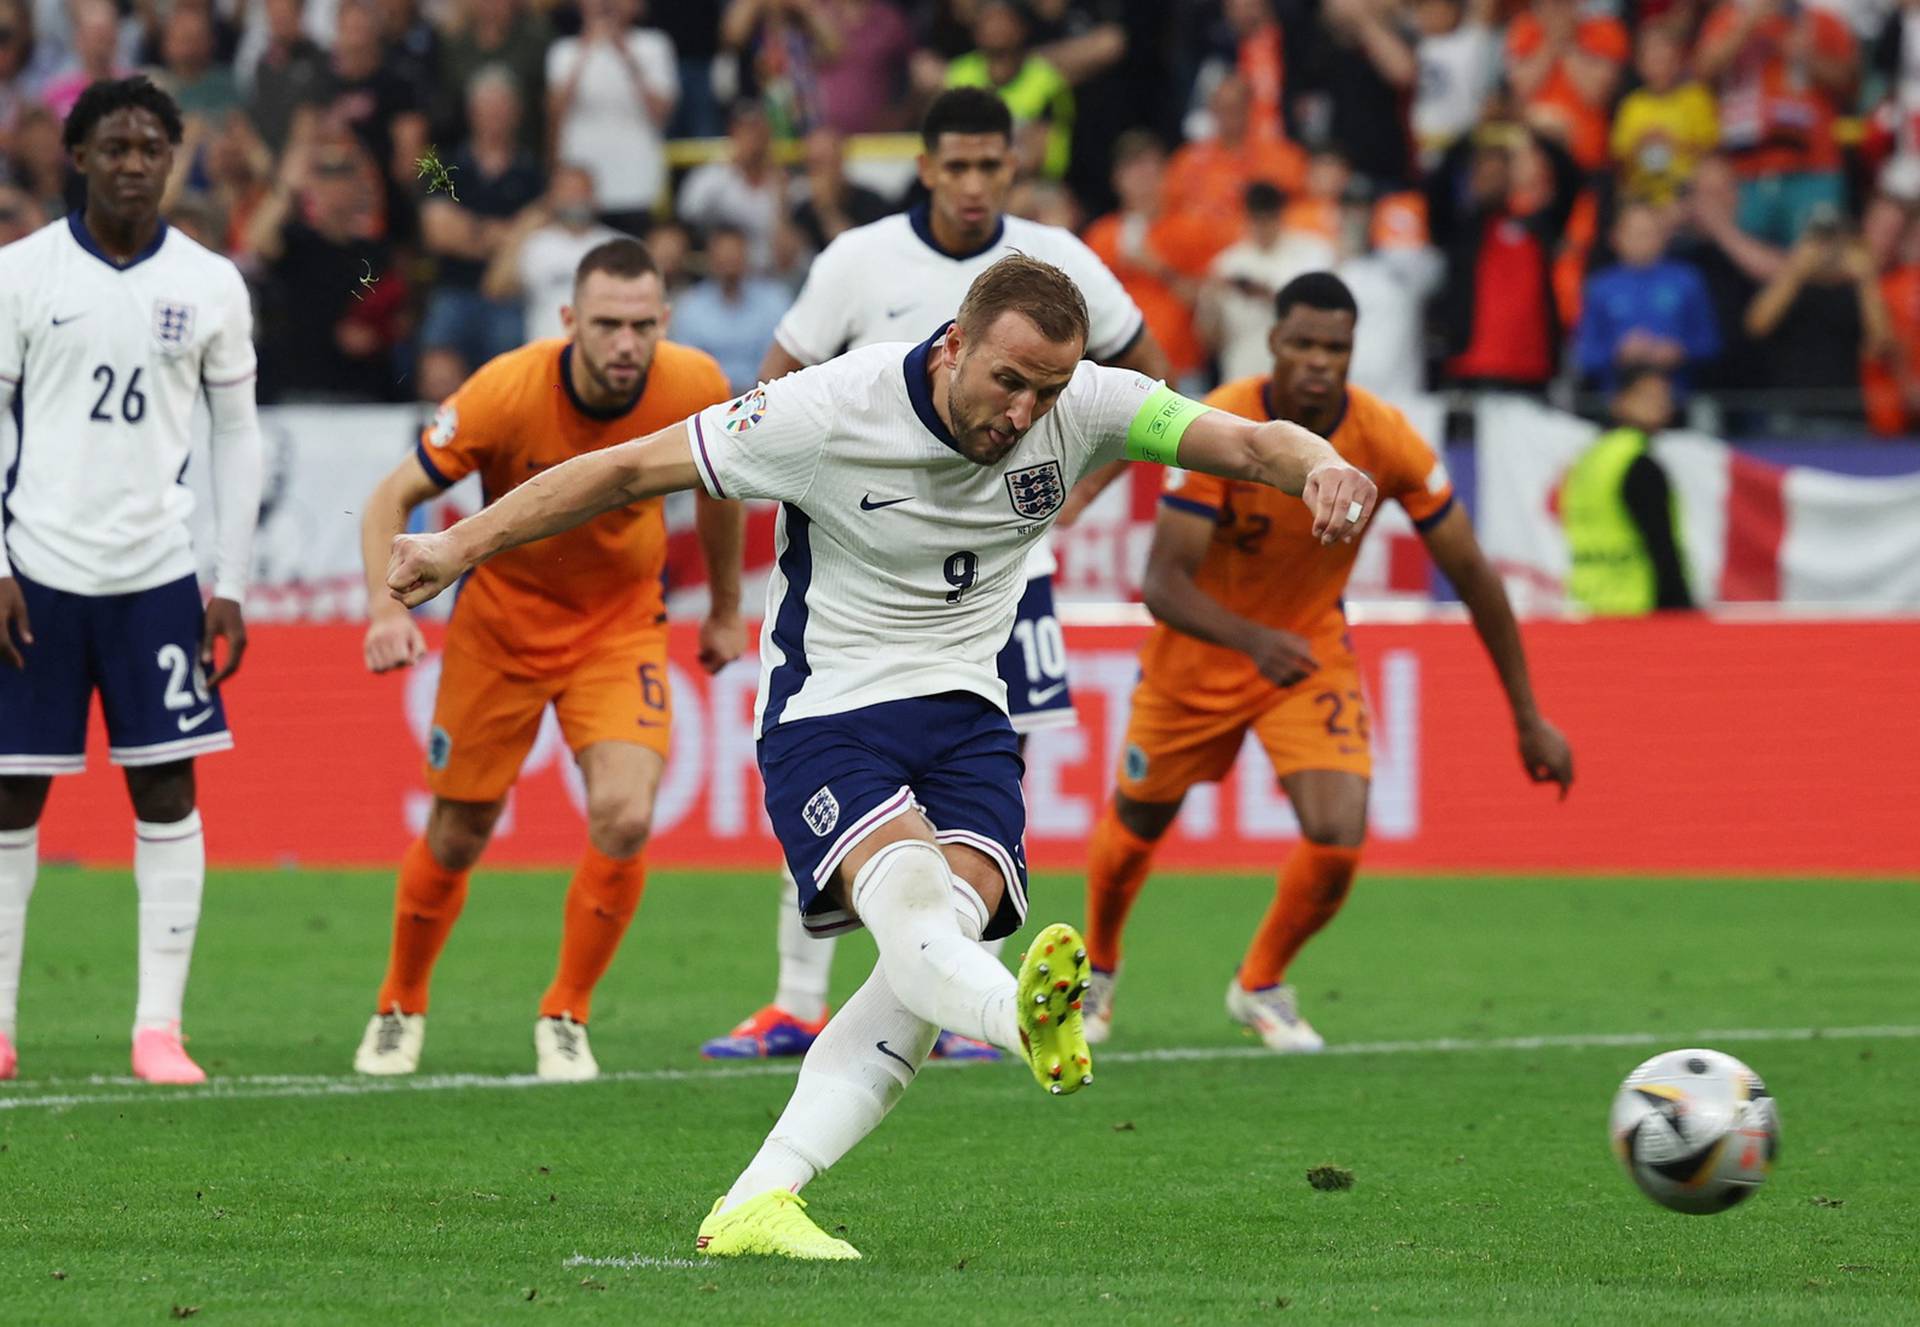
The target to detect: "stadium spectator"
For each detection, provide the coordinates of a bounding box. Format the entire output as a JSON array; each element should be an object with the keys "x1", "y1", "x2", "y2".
[
  {"x1": 1576, "y1": 202, "x2": 1721, "y2": 393},
  {"x1": 1083, "y1": 129, "x2": 1236, "y2": 387},
  {"x1": 1560, "y1": 367, "x2": 1695, "y2": 615},
  {"x1": 158, "y1": 4, "x2": 241, "y2": 121},
  {"x1": 721, "y1": 0, "x2": 833, "y2": 138},
  {"x1": 4, "y1": 102, "x2": 64, "y2": 218},
  {"x1": 1164, "y1": 74, "x2": 1305, "y2": 221},
  {"x1": 1210, "y1": 0, "x2": 1286, "y2": 144},
  {"x1": 418, "y1": 67, "x2": 544, "y2": 373},
  {"x1": 1862, "y1": 207, "x2": 1920, "y2": 433},
  {"x1": 671, "y1": 223, "x2": 790, "y2": 392},
  {"x1": 249, "y1": 135, "x2": 412, "y2": 401},
  {"x1": 1610, "y1": 21, "x2": 1719, "y2": 207},
  {"x1": 1337, "y1": 190, "x2": 1445, "y2": 406},
  {"x1": 0, "y1": 179, "x2": 41, "y2": 243},
  {"x1": 789, "y1": 125, "x2": 889, "y2": 253},
  {"x1": 482, "y1": 162, "x2": 624, "y2": 343},
  {"x1": 378, "y1": 0, "x2": 440, "y2": 110},
  {"x1": 812, "y1": 0, "x2": 915, "y2": 134},
  {"x1": 645, "y1": 216, "x2": 693, "y2": 293},
  {"x1": 434, "y1": 0, "x2": 548, "y2": 157},
  {"x1": 1503, "y1": 0, "x2": 1629, "y2": 174},
  {"x1": 1279, "y1": 146, "x2": 1353, "y2": 246},
  {"x1": 1666, "y1": 151, "x2": 1784, "y2": 390},
  {"x1": 180, "y1": 109, "x2": 275, "y2": 258},
  {"x1": 40, "y1": 0, "x2": 129, "y2": 121},
  {"x1": 944, "y1": 0, "x2": 1078, "y2": 179},
  {"x1": 1695, "y1": 0, "x2": 1858, "y2": 245},
  {"x1": 321, "y1": 0, "x2": 429, "y2": 186},
  {"x1": 0, "y1": 0, "x2": 63, "y2": 145},
  {"x1": 656, "y1": 0, "x2": 723, "y2": 137},
  {"x1": 1868, "y1": 0, "x2": 1920, "y2": 205},
  {"x1": 243, "y1": 0, "x2": 330, "y2": 154},
  {"x1": 1007, "y1": 175, "x2": 1081, "y2": 230},
  {"x1": 1744, "y1": 208, "x2": 1893, "y2": 418},
  {"x1": 1410, "y1": 0, "x2": 1500, "y2": 171},
  {"x1": 547, "y1": 0, "x2": 676, "y2": 236},
  {"x1": 678, "y1": 100, "x2": 786, "y2": 271},
  {"x1": 1201, "y1": 180, "x2": 1335, "y2": 382},
  {"x1": 1280, "y1": 0, "x2": 1419, "y2": 189},
  {"x1": 1428, "y1": 122, "x2": 1582, "y2": 391}
]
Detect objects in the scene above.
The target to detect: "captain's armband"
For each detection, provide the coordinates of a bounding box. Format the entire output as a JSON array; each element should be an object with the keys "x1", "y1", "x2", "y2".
[{"x1": 1124, "y1": 384, "x2": 1210, "y2": 465}]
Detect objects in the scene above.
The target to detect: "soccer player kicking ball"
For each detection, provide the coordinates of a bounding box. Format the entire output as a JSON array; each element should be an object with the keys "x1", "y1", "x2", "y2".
[
  {"x1": 352, "y1": 239, "x2": 743, "y2": 1081},
  {"x1": 701, "y1": 87, "x2": 1174, "y2": 1066},
  {"x1": 0, "y1": 77, "x2": 263, "y2": 1083},
  {"x1": 1080, "y1": 273, "x2": 1575, "y2": 1052},
  {"x1": 383, "y1": 255, "x2": 1376, "y2": 1258}
]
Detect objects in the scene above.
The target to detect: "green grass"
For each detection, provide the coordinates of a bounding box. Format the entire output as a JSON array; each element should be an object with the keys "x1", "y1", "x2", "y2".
[{"x1": 3, "y1": 869, "x2": 1917, "y2": 1324}]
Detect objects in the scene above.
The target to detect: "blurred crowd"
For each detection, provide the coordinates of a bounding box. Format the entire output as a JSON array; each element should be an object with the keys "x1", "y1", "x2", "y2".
[{"x1": 5, "y1": 0, "x2": 1919, "y2": 435}]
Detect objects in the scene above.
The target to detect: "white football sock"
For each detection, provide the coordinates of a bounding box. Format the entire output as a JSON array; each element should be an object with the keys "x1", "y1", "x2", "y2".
[
  {"x1": 0, "y1": 826, "x2": 37, "y2": 1040},
  {"x1": 772, "y1": 863, "x2": 832, "y2": 1021},
  {"x1": 850, "y1": 840, "x2": 1019, "y2": 1052},
  {"x1": 720, "y1": 959, "x2": 937, "y2": 1212},
  {"x1": 133, "y1": 812, "x2": 205, "y2": 1031}
]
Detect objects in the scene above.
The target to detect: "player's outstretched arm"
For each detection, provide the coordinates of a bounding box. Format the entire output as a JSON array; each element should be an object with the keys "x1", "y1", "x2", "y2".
[
  {"x1": 694, "y1": 490, "x2": 748, "y2": 675},
  {"x1": 359, "y1": 456, "x2": 443, "y2": 672},
  {"x1": 1174, "y1": 408, "x2": 1379, "y2": 545},
  {"x1": 1420, "y1": 504, "x2": 1574, "y2": 798},
  {"x1": 387, "y1": 422, "x2": 701, "y2": 608}
]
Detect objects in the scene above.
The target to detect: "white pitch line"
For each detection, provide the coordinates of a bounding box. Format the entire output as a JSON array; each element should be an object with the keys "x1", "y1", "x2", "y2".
[
  {"x1": 563, "y1": 1254, "x2": 707, "y2": 1271},
  {"x1": 2, "y1": 1024, "x2": 1914, "y2": 1114}
]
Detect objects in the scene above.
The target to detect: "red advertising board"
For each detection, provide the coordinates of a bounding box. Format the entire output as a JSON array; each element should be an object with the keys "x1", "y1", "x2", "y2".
[{"x1": 30, "y1": 619, "x2": 1920, "y2": 875}]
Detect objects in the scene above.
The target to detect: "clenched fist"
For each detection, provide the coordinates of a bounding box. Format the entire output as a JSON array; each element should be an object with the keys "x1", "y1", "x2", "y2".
[
  {"x1": 386, "y1": 531, "x2": 465, "y2": 608},
  {"x1": 1302, "y1": 461, "x2": 1378, "y2": 545}
]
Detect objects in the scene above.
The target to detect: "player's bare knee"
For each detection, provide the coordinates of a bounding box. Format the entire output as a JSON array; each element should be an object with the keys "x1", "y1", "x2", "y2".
[
  {"x1": 0, "y1": 775, "x2": 53, "y2": 831},
  {"x1": 425, "y1": 798, "x2": 503, "y2": 872},
  {"x1": 1297, "y1": 809, "x2": 1367, "y2": 850},
  {"x1": 124, "y1": 761, "x2": 196, "y2": 823},
  {"x1": 586, "y1": 804, "x2": 652, "y2": 860},
  {"x1": 1114, "y1": 792, "x2": 1181, "y2": 842}
]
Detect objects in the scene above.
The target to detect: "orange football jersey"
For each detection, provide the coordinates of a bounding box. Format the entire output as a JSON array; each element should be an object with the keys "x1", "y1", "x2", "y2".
[
  {"x1": 1137, "y1": 379, "x2": 1454, "y2": 707},
  {"x1": 417, "y1": 338, "x2": 731, "y2": 670}
]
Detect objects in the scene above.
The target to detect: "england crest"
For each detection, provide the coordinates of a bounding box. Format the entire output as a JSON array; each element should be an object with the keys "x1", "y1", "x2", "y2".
[
  {"x1": 1005, "y1": 461, "x2": 1065, "y2": 520},
  {"x1": 803, "y1": 785, "x2": 840, "y2": 837},
  {"x1": 153, "y1": 300, "x2": 195, "y2": 348}
]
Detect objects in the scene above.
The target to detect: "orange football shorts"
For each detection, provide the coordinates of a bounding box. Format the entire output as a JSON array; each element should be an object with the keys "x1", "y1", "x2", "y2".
[
  {"x1": 424, "y1": 627, "x2": 672, "y2": 803},
  {"x1": 1116, "y1": 659, "x2": 1372, "y2": 805}
]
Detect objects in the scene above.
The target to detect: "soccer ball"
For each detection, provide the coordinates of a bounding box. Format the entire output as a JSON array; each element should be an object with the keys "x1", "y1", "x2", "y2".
[{"x1": 1609, "y1": 1047, "x2": 1780, "y2": 1214}]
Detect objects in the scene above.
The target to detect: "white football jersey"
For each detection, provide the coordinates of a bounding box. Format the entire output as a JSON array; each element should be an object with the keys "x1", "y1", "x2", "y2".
[
  {"x1": 690, "y1": 332, "x2": 1160, "y2": 735},
  {"x1": 773, "y1": 206, "x2": 1147, "y2": 582},
  {"x1": 0, "y1": 216, "x2": 256, "y2": 596}
]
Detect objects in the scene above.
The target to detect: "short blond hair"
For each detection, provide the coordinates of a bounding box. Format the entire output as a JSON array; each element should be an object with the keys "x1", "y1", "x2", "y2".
[{"x1": 955, "y1": 254, "x2": 1090, "y2": 351}]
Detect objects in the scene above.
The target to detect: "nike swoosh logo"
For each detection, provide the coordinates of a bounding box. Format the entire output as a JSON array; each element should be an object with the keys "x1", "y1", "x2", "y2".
[
  {"x1": 860, "y1": 494, "x2": 912, "y2": 511},
  {"x1": 875, "y1": 1040, "x2": 915, "y2": 1072},
  {"x1": 177, "y1": 708, "x2": 216, "y2": 732},
  {"x1": 51, "y1": 312, "x2": 87, "y2": 326},
  {"x1": 636, "y1": 719, "x2": 666, "y2": 728},
  {"x1": 885, "y1": 305, "x2": 914, "y2": 319},
  {"x1": 168, "y1": 923, "x2": 196, "y2": 934},
  {"x1": 1027, "y1": 682, "x2": 1067, "y2": 705},
  {"x1": 525, "y1": 458, "x2": 559, "y2": 471}
]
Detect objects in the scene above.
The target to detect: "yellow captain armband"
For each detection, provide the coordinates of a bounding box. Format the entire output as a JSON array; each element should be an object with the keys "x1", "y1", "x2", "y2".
[{"x1": 1124, "y1": 384, "x2": 1209, "y2": 465}]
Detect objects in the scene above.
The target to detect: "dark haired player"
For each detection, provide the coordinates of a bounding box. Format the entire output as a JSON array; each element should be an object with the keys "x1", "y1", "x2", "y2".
[
  {"x1": 1081, "y1": 272, "x2": 1574, "y2": 1052},
  {"x1": 0, "y1": 77, "x2": 263, "y2": 1083}
]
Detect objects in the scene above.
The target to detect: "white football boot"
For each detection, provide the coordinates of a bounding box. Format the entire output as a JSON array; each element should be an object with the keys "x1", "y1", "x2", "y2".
[
  {"x1": 1082, "y1": 967, "x2": 1118, "y2": 1045},
  {"x1": 353, "y1": 1008, "x2": 425, "y2": 1075},
  {"x1": 1225, "y1": 979, "x2": 1325, "y2": 1053},
  {"x1": 535, "y1": 1013, "x2": 599, "y2": 1081}
]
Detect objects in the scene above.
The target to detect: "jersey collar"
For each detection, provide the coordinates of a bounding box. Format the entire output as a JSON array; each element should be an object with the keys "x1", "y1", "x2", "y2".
[
  {"x1": 1263, "y1": 378, "x2": 1350, "y2": 437},
  {"x1": 907, "y1": 202, "x2": 1006, "y2": 262},
  {"x1": 903, "y1": 321, "x2": 964, "y2": 455},
  {"x1": 559, "y1": 344, "x2": 647, "y2": 422},
  {"x1": 67, "y1": 211, "x2": 169, "y2": 271}
]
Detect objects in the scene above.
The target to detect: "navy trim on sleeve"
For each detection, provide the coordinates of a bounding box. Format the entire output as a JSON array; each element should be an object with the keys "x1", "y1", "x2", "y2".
[
  {"x1": 1160, "y1": 494, "x2": 1220, "y2": 520},
  {"x1": 1412, "y1": 494, "x2": 1456, "y2": 532},
  {"x1": 414, "y1": 441, "x2": 455, "y2": 490}
]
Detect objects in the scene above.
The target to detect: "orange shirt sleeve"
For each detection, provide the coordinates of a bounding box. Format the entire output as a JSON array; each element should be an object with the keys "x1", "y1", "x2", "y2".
[
  {"x1": 1160, "y1": 463, "x2": 1228, "y2": 519},
  {"x1": 1375, "y1": 407, "x2": 1455, "y2": 529},
  {"x1": 1580, "y1": 17, "x2": 1629, "y2": 64},
  {"x1": 416, "y1": 358, "x2": 517, "y2": 488},
  {"x1": 1506, "y1": 13, "x2": 1542, "y2": 60},
  {"x1": 1812, "y1": 11, "x2": 1855, "y2": 61}
]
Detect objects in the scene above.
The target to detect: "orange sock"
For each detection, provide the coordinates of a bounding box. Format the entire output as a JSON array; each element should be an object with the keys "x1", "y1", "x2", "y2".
[
  {"x1": 376, "y1": 837, "x2": 471, "y2": 1015},
  {"x1": 1084, "y1": 803, "x2": 1160, "y2": 972},
  {"x1": 1238, "y1": 842, "x2": 1362, "y2": 990},
  {"x1": 539, "y1": 846, "x2": 647, "y2": 1022}
]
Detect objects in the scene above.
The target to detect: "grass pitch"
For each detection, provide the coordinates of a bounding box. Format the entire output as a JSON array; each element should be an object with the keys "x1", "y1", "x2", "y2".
[{"x1": 3, "y1": 867, "x2": 1916, "y2": 1323}]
